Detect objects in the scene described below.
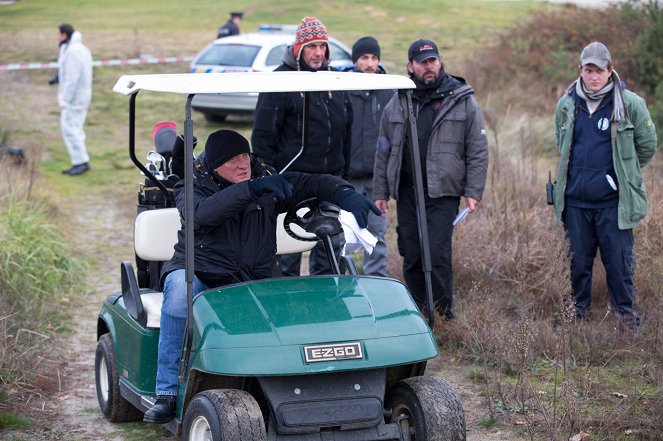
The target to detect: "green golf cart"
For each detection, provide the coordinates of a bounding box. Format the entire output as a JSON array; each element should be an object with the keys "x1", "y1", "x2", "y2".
[{"x1": 95, "y1": 71, "x2": 465, "y2": 441}]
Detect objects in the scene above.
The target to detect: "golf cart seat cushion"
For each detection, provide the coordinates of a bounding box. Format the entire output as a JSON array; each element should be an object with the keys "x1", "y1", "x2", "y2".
[
  {"x1": 134, "y1": 209, "x2": 316, "y2": 262},
  {"x1": 140, "y1": 291, "x2": 163, "y2": 328},
  {"x1": 134, "y1": 208, "x2": 180, "y2": 262}
]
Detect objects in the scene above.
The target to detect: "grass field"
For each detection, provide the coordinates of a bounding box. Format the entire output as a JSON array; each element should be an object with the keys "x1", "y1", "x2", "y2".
[{"x1": 0, "y1": 0, "x2": 551, "y2": 201}]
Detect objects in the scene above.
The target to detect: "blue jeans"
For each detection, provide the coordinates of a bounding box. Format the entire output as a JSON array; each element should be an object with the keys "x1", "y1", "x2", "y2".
[{"x1": 156, "y1": 269, "x2": 208, "y2": 396}]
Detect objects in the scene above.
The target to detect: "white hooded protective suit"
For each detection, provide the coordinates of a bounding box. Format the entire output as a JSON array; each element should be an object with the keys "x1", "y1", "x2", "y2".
[{"x1": 58, "y1": 31, "x2": 92, "y2": 166}]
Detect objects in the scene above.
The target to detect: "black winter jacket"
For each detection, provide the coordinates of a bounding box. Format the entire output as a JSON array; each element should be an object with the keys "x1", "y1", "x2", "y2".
[
  {"x1": 347, "y1": 67, "x2": 395, "y2": 179},
  {"x1": 251, "y1": 45, "x2": 353, "y2": 178},
  {"x1": 160, "y1": 152, "x2": 347, "y2": 288}
]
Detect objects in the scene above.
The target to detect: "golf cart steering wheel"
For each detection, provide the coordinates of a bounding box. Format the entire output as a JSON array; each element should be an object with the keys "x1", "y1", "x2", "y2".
[{"x1": 283, "y1": 198, "x2": 342, "y2": 241}]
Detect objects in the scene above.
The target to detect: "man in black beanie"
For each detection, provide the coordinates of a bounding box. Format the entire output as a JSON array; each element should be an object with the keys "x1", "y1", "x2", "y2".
[
  {"x1": 345, "y1": 36, "x2": 393, "y2": 277},
  {"x1": 145, "y1": 129, "x2": 380, "y2": 423}
]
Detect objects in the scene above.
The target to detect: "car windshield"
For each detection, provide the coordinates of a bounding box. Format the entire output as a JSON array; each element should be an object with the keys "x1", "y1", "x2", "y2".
[
  {"x1": 197, "y1": 44, "x2": 261, "y2": 67},
  {"x1": 329, "y1": 43, "x2": 349, "y2": 62},
  {"x1": 265, "y1": 44, "x2": 286, "y2": 66}
]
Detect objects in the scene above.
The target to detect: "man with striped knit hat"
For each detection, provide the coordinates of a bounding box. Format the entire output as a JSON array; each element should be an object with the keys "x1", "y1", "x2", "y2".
[{"x1": 252, "y1": 16, "x2": 353, "y2": 277}]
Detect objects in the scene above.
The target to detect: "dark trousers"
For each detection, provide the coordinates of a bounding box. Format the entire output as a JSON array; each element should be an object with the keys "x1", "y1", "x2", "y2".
[
  {"x1": 279, "y1": 233, "x2": 344, "y2": 276},
  {"x1": 396, "y1": 186, "x2": 459, "y2": 319},
  {"x1": 564, "y1": 205, "x2": 639, "y2": 321}
]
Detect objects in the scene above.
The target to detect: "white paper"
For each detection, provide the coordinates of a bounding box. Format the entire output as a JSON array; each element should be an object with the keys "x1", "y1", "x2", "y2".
[
  {"x1": 453, "y1": 207, "x2": 470, "y2": 226},
  {"x1": 338, "y1": 210, "x2": 378, "y2": 256}
]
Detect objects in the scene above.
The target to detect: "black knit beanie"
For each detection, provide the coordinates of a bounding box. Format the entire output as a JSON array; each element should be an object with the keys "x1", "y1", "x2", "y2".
[
  {"x1": 205, "y1": 130, "x2": 250, "y2": 170},
  {"x1": 352, "y1": 36, "x2": 380, "y2": 63}
]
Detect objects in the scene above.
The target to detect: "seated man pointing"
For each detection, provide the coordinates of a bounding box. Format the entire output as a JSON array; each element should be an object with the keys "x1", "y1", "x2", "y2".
[{"x1": 145, "y1": 129, "x2": 380, "y2": 423}]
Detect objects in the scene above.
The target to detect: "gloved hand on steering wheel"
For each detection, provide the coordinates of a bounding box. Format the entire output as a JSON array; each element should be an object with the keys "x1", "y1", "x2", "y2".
[
  {"x1": 334, "y1": 186, "x2": 382, "y2": 229},
  {"x1": 249, "y1": 172, "x2": 299, "y2": 201}
]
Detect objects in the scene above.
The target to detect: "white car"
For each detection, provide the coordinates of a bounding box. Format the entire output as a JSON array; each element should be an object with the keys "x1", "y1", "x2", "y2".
[{"x1": 189, "y1": 26, "x2": 354, "y2": 122}]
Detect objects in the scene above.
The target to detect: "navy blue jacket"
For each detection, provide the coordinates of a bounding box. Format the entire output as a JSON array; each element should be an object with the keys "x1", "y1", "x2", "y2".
[{"x1": 565, "y1": 90, "x2": 619, "y2": 208}]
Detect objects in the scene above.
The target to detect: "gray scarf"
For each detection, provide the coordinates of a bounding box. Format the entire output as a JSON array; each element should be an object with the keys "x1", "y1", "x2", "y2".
[{"x1": 571, "y1": 69, "x2": 626, "y2": 122}]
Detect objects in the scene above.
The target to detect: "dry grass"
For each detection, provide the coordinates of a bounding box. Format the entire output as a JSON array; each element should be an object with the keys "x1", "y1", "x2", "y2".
[
  {"x1": 436, "y1": 92, "x2": 663, "y2": 440},
  {"x1": 432, "y1": 9, "x2": 663, "y2": 433}
]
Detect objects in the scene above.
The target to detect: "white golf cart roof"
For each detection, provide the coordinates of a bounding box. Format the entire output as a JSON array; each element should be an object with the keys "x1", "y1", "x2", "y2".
[{"x1": 113, "y1": 71, "x2": 415, "y2": 95}]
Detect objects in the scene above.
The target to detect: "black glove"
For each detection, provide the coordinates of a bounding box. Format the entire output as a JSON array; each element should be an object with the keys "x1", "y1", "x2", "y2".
[
  {"x1": 334, "y1": 186, "x2": 381, "y2": 229},
  {"x1": 249, "y1": 172, "x2": 298, "y2": 201},
  {"x1": 48, "y1": 74, "x2": 59, "y2": 85}
]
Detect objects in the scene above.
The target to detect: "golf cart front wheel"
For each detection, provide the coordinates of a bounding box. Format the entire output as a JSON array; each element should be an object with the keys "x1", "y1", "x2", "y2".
[
  {"x1": 95, "y1": 333, "x2": 142, "y2": 422},
  {"x1": 386, "y1": 376, "x2": 466, "y2": 441},
  {"x1": 183, "y1": 389, "x2": 266, "y2": 441}
]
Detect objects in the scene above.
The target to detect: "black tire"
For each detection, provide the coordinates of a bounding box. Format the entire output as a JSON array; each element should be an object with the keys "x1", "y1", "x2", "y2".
[
  {"x1": 386, "y1": 376, "x2": 466, "y2": 441},
  {"x1": 183, "y1": 389, "x2": 266, "y2": 441},
  {"x1": 95, "y1": 333, "x2": 142, "y2": 422},
  {"x1": 203, "y1": 112, "x2": 227, "y2": 123}
]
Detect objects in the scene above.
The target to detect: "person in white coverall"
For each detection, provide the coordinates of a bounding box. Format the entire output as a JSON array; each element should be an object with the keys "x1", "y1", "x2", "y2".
[{"x1": 56, "y1": 23, "x2": 92, "y2": 176}]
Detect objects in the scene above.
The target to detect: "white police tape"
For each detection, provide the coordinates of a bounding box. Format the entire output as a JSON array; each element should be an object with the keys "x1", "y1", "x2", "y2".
[{"x1": 0, "y1": 55, "x2": 194, "y2": 71}]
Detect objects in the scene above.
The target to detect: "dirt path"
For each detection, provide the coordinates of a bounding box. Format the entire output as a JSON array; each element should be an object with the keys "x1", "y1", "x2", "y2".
[{"x1": 6, "y1": 190, "x2": 526, "y2": 441}]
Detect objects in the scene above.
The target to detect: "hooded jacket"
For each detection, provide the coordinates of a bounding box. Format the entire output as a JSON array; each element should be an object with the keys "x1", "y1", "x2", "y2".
[
  {"x1": 160, "y1": 152, "x2": 347, "y2": 287},
  {"x1": 57, "y1": 31, "x2": 92, "y2": 109},
  {"x1": 251, "y1": 45, "x2": 353, "y2": 177},
  {"x1": 554, "y1": 84, "x2": 657, "y2": 229},
  {"x1": 373, "y1": 74, "x2": 489, "y2": 201}
]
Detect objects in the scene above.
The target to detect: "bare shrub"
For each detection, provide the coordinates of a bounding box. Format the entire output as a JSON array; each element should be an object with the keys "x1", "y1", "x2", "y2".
[
  {"x1": 464, "y1": 4, "x2": 649, "y2": 117},
  {"x1": 438, "y1": 95, "x2": 663, "y2": 436}
]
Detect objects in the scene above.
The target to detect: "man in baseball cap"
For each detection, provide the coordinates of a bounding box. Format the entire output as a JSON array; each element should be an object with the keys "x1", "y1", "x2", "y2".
[
  {"x1": 551, "y1": 41, "x2": 657, "y2": 332},
  {"x1": 374, "y1": 37, "x2": 489, "y2": 320},
  {"x1": 579, "y1": 41, "x2": 611, "y2": 70},
  {"x1": 408, "y1": 38, "x2": 440, "y2": 63},
  {"x1": 406, "y1": 39, "x2": 443, "y2": 86}
]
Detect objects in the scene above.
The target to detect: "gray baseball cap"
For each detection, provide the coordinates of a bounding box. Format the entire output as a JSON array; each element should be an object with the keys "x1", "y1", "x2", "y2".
[{"x1": 580, "y1": 42, "x2": 611, "y2": 69}]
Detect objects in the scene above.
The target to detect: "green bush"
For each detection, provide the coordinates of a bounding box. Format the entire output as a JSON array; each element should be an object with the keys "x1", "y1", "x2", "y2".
[
  {"x1": 0, "y1": 198, "x2": 85, "y2": 319},
  {"x1": 634, "y1": 1, "x2": 663, "y2": 141},
  {"x1": 0, "y1": 191, "x2": 85, "y2": 384}
]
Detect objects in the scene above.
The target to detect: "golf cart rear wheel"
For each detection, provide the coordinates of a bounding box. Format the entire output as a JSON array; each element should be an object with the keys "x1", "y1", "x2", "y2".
[
  {"x1": 183, "y1": 389, "x2": 266, "y2": 441},
  {"x1": 386, "y1": 376, "x2": 466, "y2": 441},
  {"x1": 95, "y1": 333, "x2": 142, "y2": 422}
]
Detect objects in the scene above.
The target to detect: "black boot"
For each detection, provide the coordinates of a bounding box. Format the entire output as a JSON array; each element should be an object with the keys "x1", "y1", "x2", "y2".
[
  {"x1": 143, "y1": 396, "x2": 176, "y2": 423},
  {"x1": 62, "y1": 162, "x2": 90, "y2": 176}
]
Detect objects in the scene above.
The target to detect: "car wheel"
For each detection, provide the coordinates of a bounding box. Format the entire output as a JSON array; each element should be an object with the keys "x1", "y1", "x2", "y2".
[
  {"x1": 183, "y1": 389, "x2": 266, "y2": 441},
  {"x1": 95, "y1": 333, "x2": 142, "y2": 422},
  {"x1": 386, "y1": 376, "x2": 466, "y2": 441},
  {"x1": 203, "y1": 112, "x2": 227, "y2": 123}
]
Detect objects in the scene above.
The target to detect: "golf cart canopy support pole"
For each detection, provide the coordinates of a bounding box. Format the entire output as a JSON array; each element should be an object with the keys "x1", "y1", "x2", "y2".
[
  {"x1": 401, "y1": 90, "x2": 435, "y2": 328},
  {"x1": 280, "y1": 91, "x2": 310, "y2": 174},
  {"x1": 180, "y1": 94, "x2": 195, "y2": 384},
  {"x1": 128, "y1": 93, "x2": 170, "y2": 199}
]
